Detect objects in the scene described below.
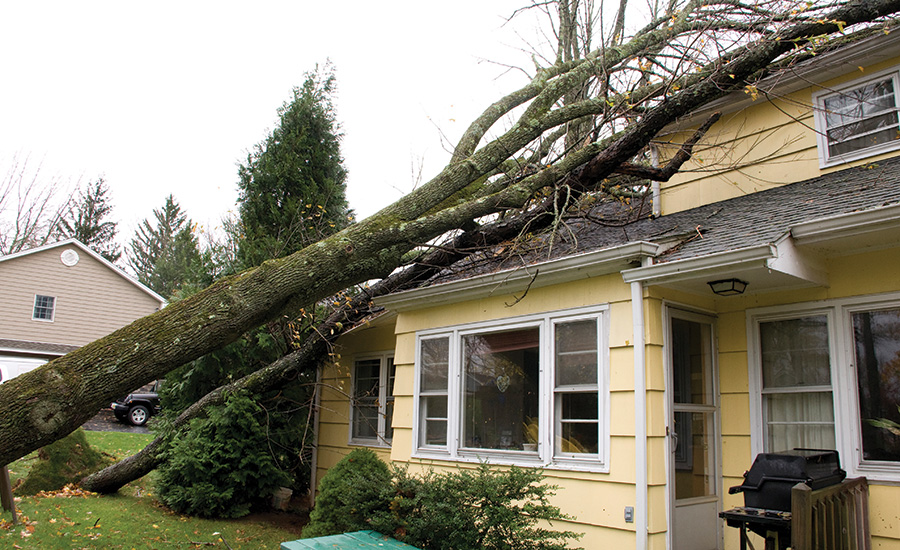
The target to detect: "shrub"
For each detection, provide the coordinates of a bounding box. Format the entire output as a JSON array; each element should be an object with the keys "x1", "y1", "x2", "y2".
[
  {"x1": 155, "y1": 391, "x2": 289, "y2": 518},
  {"x1": 15, "y1": 428, "x2": 112, "y2": 495},
  {"x1": 371, "y1": 463, "x2": 582, "y2": 550},
  {"x1": 302, "y1": 448, "x2": 392, "y2": 538}
]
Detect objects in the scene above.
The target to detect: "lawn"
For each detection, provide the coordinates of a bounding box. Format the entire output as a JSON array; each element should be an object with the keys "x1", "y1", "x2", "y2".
[{"x1": 2, "y1": 429, "x2": 306, "y2": 549}]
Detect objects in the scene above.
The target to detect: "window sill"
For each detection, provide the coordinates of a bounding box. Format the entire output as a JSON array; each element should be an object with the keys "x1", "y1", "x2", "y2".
[{"x1": 412, "y1": 449, "x2": 609, "y2": 473}]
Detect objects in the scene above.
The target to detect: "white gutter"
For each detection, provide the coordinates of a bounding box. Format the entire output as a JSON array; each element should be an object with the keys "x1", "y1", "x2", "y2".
[
  {"x1": 790, "y1": 202, "x2": 900, "y2": 245},
  {"x1": 631, "y1": 281, "x2": 648, "y2": 550},
  {"x1": 621, "y1": 244, "x2": 776, "y2": 285},
  {"x1": 377, "y1": 242, "x2": 660, "y2": 312}
]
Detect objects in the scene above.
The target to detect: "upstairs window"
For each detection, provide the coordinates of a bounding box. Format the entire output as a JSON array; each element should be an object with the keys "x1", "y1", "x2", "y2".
[
  {"x1": 414, "y1": 307, "x2": 609, "y2": 470},
  {"x1": 814, "y1": 71, "x2": 900, "y2": 166},
  {"x1": 351, "y1": 354, "x2": 395, "y2": 445},
  {"x1": 32, "y1": 295, "x2": 56, "y2": 321}
]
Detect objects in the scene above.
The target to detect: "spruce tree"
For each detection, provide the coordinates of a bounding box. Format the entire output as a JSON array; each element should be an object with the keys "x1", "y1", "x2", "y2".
[
  {"x1": 127, "y1": 194, "x2": 203, "y2": 298},
  {"x1": 237, "y1": 63, "x2": 351, "y2": 268},
  {"x1": 56, "y1": 178, "x2": 121, "y2": 263}
]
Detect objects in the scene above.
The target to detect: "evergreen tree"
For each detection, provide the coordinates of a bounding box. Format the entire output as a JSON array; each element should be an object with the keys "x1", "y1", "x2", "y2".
[
  {"x1": 127, "y1": 194, "x2": 203, "y2": 298},
  {"x1": 237, "y1": 63, "x2": 351, "y2": 268},
  {"x1": 55, "y1": 178, "x2": 121, "y2": 262}
]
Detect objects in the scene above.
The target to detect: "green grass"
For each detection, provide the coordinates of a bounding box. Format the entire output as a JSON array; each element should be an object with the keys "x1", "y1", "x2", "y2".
[{"x1": 2, "y1": 430, "x2": 305, "y2": 549}]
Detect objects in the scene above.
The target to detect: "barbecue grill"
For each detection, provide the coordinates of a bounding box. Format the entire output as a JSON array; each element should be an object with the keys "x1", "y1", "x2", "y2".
[{"x1": 720, "y1": 449, "x2": 846, "y2": 550}]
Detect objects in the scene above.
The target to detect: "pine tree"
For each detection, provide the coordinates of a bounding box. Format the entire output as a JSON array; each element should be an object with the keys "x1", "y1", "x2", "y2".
[
  {"x1": 237, "y1": 63, "x2": 351, "y2": 268},
  {"x1": 127, "y1": 194, "x2": 203, "y2": 298},
  {"x1": 55, "y1": 178, "x2": 121, "y2": 263}
]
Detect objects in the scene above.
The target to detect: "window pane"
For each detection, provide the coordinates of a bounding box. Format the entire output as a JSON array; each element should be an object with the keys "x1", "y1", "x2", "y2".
[
  {"x1": 765, "y1": 392, "x2": 835, "y2": 451},
  {"x1": 555, "y1": 319, "x2": 598, "y2": 386},
  {"x1": 463, "y1": 328, "x2": 539, "y2": 450},
  {"x1": 421, "y1": 338, "x2": 449, "y2": 391},
  {"x1": 674, "y1": 411, "x2": 716, "y2": 499},
  {"x1": 559, "y1": 422, "x2": 599, "y2": 454},
  {"x1": 425, "y1": 419, "x2": 448, "y2": 446},
  {"x1": 561, "y1": 392, "x2": 598, "y2": 420},
  {"x1": 761, "y1": 316, "x2": 831, "y2": 388},
  {"x1": 354, "y1": 359, "x2": 381, "y2": 398},
  {"x1": 420, "y1": 396, "x2": 447, "y2": 446},
  {"x1": 353, "y1": 404, "x2": 379, "y2": 440},
  {"x1": 852, "y1": 309, "x2": 900, "y2": 463},
  {"x1": 672, "y1": 318, "x2": 714, "y2": 405}
]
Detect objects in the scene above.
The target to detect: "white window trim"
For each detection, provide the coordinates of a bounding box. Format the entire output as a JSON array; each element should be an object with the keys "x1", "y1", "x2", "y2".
[
  {"x1": 747, "y1": 292, "x2": 900, "y2": 482},
  {"x1": 349, "y1": 351, "x2": 394, "y2": 447},
  {"x1": 813, "y1": 67, "x2": 900, "y2": 168},
  {"x1": 412, "y1": 305, "x2": 610, "y2": 472},
  {"x1": 32, "y1": 294, "x2": 56, "y2": 322}
]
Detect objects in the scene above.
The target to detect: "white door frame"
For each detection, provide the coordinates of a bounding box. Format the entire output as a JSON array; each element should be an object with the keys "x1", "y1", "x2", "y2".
[{"x1": 663, "y1": 304, "x2": 723, "y2": 550}]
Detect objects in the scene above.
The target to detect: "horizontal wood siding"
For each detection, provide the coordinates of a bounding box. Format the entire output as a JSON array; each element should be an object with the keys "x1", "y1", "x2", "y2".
[{"x1": 0, "y1": 246, "x2": 162, "y2": 347}]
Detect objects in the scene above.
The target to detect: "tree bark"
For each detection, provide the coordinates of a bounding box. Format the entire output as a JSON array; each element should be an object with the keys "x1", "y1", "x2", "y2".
[{"x1": 3, "y1": 0, "x2": 900, "y2": 467}]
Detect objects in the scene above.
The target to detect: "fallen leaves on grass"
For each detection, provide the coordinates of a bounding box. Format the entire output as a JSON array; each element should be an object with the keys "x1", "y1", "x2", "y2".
[{"x1": 33, "y1": 484, "x2": 96, "y2": 499}]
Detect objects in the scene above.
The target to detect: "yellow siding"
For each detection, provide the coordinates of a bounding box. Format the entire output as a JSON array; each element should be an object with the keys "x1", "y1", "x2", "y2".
[
  {"x1": 658, "y1": 56, "x2": 900, "y2": 215},
  {"x1": 313, "y1": 321, "x2": 397, "y2": 488},
  {"x1": 315, "y1": 243, "x2": 900, "y2": 548}
]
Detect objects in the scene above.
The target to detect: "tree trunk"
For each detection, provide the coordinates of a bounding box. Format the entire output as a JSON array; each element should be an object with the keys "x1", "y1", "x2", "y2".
[{"x1": 3, "y1": 0, "x2": 900, "y2": 467}]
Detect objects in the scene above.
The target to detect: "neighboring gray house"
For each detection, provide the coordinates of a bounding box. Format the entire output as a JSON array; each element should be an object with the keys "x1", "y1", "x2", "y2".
[{"x1": 0, "y1": 239, "x2": 165, "y2": 382}]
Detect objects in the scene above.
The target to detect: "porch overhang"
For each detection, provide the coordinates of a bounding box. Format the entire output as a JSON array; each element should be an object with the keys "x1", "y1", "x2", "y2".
[{"x1": 621, "y1": 203, "x2": 900, "y2": 295}]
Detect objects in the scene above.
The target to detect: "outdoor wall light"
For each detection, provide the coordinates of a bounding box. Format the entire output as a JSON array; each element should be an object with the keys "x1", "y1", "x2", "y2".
[{"x1": 707, "y1": 278, "x2": 748, "y2": 296}]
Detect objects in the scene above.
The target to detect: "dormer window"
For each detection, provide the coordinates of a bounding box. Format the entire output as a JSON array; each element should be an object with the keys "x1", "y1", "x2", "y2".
[{"x1": 814, "y1": 70, "x2": 900, "y2": 167}]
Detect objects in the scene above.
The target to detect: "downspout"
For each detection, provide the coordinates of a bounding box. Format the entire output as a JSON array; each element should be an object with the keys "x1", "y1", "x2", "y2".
[
  {"x1": 308, "y1": 365, "x2": 323, "y2": 508},
  {"x1": 650, "y1": 144, "x2": 661, "y2": 218},
  {"x1": 631, "y1": 281, "x2": 648, "y2": 550}
]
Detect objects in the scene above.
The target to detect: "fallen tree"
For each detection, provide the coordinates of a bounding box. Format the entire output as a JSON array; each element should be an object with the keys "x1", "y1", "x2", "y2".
[{"x1": 4, "y1": 0, "x2": 900, "y2": 467}]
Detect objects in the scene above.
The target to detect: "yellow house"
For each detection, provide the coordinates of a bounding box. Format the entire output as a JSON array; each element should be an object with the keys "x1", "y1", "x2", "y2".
[{"x1": 313, "y1": 30, "x2": 900, "y2": 550}]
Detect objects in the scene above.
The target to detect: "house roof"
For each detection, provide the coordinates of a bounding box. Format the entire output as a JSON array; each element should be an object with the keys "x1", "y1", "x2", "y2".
[
  {"x1": 0, "y1": 239, "x2": 167, "y2": 306},
  {"x1": 0, "y1": 338, "x2": 80, "y2": 357},
  {"x1": 379, "y1": 155, "x2": 900, "y2": 309}
]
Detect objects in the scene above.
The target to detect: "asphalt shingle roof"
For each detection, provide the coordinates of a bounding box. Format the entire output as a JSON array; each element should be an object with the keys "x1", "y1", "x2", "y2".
[{"x1": 425, "y1": 155, "x2": 900, "y2": 285}]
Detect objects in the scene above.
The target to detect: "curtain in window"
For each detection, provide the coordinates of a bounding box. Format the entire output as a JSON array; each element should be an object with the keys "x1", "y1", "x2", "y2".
[{"x1": 760, "y1": 316, "x2": 836, "y2": 451}]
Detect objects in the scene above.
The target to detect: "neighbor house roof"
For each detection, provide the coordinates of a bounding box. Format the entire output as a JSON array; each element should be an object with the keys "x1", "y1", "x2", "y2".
[{"x1": 0, "y1": 239, "x2": 167, "y2": 306}]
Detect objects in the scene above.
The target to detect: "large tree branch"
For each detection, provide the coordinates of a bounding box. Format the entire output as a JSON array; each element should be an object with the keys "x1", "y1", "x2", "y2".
[{"x1": 3, "y1": 0, "x2": 899, "y2": 466}]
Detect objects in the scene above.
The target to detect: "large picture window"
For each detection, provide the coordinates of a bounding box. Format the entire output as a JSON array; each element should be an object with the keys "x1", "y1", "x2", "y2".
[
  {"x1": 851, "y1": 307, "x2": 900, "y2": 464},
  {"x1": 415, "y1": 307, "x2": 608, "y2": 469},
  {"x1": 751, "y1": 296, "x2": 900, "y2": 481},
  {"x1": 814, "y1": 71, "x2": 900, "y2": 166},
  {"x1": 351, "y1": 354, "x2": 395, "y2": 445}
]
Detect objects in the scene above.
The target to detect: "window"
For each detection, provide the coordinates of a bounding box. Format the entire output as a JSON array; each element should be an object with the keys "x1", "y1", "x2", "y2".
[
  {"x1": 814, "y1": 70, "x2": 900, "y2": 166},
  {"x1": 751, "y1": 297, "x2": 900, "y2": 480},
  {"x1": 351, "y1": 354, "x2": 395, "y2": 445},
  {"x1": 415, "y1": 307, "x2": 608, "y2": 469},
  {"x1": 758, "y1": 316, "x2": 835, "y2": 451},
  {"x1": 32, "y1": 295, "x2": 56, "y2": 321},
  {"x1": 850, "y1": 307, "x2": 900, "y2": 464}
]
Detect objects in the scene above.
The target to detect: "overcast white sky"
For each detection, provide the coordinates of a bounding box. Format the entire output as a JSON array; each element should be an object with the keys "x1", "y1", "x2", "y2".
[{"x1": 0, "y1": 1, "x2": 548, "y2": 243}]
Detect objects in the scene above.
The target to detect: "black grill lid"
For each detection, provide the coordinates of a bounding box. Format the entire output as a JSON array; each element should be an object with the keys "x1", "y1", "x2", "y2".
[{"x1": 729, "y1": 449, "x2": 846, "y2": 512}]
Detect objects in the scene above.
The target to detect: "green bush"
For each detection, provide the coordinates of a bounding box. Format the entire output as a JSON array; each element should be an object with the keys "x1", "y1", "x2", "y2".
[
  {"x1": 304, "y1": 450, "x2": 581, "y2": 549},
  {"x1": 15, "y1": 428, "x2": 112, "y2": 495},
  {"x1": 155, "y1": 391, "x2": 289, "y2": 518},
  {"x1": 371, "y1": 463, "x2": 582, "y2": 550},
  {"x1": 302, "y1": 448, "x2": 392, "y2": 538}
]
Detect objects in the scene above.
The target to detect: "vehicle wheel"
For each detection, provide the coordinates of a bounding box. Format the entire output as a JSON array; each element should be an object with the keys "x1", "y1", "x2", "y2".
[{"x1": 128, "y1": 405, "x2": 149, "y2": 426}]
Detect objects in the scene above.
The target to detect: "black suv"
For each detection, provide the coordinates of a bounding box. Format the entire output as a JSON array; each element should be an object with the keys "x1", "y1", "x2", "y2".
[{"x1": 111, "y1": 380, "x2": 162, "y2": 426}]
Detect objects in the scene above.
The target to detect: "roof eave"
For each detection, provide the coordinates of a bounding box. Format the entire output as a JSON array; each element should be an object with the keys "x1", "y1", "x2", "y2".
[{"x1": 376, "y1": 241, "x2": 661, "y2": 312}]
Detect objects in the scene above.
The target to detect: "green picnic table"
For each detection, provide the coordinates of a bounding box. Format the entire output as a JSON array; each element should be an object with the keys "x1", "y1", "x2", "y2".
[{"x1": 281, "y1": 530, "x2": 417, "y2": 549}]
